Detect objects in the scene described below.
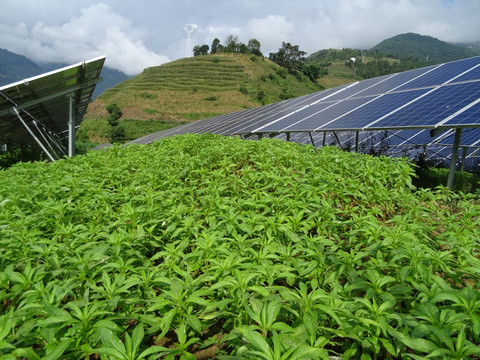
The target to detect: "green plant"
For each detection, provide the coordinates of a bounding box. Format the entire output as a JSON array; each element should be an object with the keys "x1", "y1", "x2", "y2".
[{"x1": 1, "y1": 134, "x2": 479, "y2": 358}]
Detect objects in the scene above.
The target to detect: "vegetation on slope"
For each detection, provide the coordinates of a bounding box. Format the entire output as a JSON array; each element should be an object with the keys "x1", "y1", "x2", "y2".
[
  {"x1": 1, "y1": 134, "x2": 480, "y2": 359},
  {"x1": 370, "y1": 33, "x2": 477, "y2": 63},
  {"x1": 80, "y1": 53, "x2": 320, "y2": 143}
]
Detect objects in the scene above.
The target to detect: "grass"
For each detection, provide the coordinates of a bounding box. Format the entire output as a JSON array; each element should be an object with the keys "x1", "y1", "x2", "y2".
[{"x1": 77, "y1": 118, "x2": 184, "y2": 144}]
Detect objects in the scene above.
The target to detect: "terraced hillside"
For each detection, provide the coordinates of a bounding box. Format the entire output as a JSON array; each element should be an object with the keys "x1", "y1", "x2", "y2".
[{"x1": 81, "y1": 53, "x2": 320, "y2": 143}]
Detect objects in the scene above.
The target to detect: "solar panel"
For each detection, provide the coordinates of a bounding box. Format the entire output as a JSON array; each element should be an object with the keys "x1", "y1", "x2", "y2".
[
  {"x1": 130, "y1": 56, "x2": 480, "y2": 176},
  {"x1": 396, "y1": 57, "x2": 480, "y2": 90},
  {"x1": 0, "y1": 56, "x2": 105, "y2": 159},
  {"x1": 367, "y1": 81, "x2": 480, "y2": 129}
]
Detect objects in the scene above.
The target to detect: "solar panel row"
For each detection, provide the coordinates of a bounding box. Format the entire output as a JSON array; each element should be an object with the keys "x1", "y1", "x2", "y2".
[{"x1": 130, "y1": 56, "x2": 480, "y2": 168}]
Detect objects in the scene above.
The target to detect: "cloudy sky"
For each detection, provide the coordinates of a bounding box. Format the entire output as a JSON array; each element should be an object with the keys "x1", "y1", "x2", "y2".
[{"x1": 1, "y1": 0, "x2": 479, "y2": 75}]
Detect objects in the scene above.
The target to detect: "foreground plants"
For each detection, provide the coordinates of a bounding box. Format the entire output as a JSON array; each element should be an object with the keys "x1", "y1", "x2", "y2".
[{"x1": 1, "y1": 133, "x2": 480, "y2": 359}]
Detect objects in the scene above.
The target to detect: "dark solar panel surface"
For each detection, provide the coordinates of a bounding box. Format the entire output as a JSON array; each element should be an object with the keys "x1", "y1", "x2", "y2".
[
  {"x1": 368, "y1": 82, "x2": 480, "y2": 129},
  {"x1": 320, "y1": 89, "x2": 430, "y2": 130}
]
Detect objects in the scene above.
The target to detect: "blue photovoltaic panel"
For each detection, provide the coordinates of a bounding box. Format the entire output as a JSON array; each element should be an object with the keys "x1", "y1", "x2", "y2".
[
  {"x1": 397, "y1": 57, "x2": 480, "y2": 90},
  {"x1": 354, "y1": 67, "x2": 436, "y2": 97},
  {"x1": 318, "y1": 88, "x2": 430, "y2": 130},
  {"x1": 260, "y1": 96, "x2": 377, "y2": 133},
  {"x1": 443, "y1": 100, "x2": 480, "y2": 127},
  {"x1": 453, "y1": 65, "x2": 480, "y2": 83},
  {"x1": 367, "y1": 82, "x2": 480, "y2": 129},
  {"x1": 256, "y1": 102, "x2": 336, "y2": 132},
  {"x1": 320, "y1": 77, "x2": 388, "y2": 102},
  {"x1": 437, "y1": 127, "x2": 480, "y2": 146}
]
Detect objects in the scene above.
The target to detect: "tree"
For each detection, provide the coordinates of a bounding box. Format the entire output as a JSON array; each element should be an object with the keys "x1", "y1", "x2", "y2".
[
  {"x1": 106, "y1": 103, "x2": 122, "y2": 127},
  {"x1": 269, "y1": 42, "x2": 307, "y2": 73},
  {"x1": 224, "y1": 35, "x2": 246, "y2": 53},
  {"x1": 211, "y1": 38, "x2": 223, "y2": 54},
  {"x1": 302, "y1": 63, "x2": 327, "y2": 82},
  {"x1": 106, "y1": 103, "x2": 125, "y2": 143},
  {"x1": 193, "y1": 44, "x2": 209, "y2": 56},
  {"x1": 247, "y1": 39, "x2": 262, "y2": 56}
]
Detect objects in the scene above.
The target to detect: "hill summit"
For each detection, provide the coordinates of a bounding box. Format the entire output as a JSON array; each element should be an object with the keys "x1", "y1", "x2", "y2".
[{"x1": 370, "y1": 33, "x2": 477, "y2": 63}]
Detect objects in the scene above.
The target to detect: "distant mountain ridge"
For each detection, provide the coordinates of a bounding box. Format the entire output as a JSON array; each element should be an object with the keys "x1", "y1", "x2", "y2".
[
  {"x1": 0, "y1": 48, "x2": 129, "y2": 98},
  {"x1": 369, "y1": 33, "x2": 477, "y2": 63},
  {"x1": 0, "y1": 48, "x2": 42, "y2": 85}
]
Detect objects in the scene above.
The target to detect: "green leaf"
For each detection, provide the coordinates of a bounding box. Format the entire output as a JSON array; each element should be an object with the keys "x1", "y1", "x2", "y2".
[
  {"x1": 158, "y1": 308, "x2": 176, "y2": 339},
  {"x1": 99, "y1": 328, "x2": 126, "y2": 355},
  {"x1": 42, "y1": 338, "x2": 73, "y2": 360},
  {"x1": 379, "y1": 338, "x2": 397, "y2": 357},
  {"x1": 11, "y1": 348, "x2": 41, "y2": 360},
  {"x1": 186, "y1": 314, "x2": 203, "y2": 333},
  {"x1": 239, "y1": 328, "x2": 271, "y2": 356},
  {"x1": 131, "y1": 324, "x2": 145, "y2": 354},
  {"x1": 138, "y1": 345, "x2": 170, "y2": 359},
  {"x1": 398, "y1": 335, "x2": 438, "y2": 353},
  {"x1": 0, "y1": 308, "x2": 15, "y2": 341},
  {"x1": 289, "y1": 344, "x2": 329, "y2": 360}
]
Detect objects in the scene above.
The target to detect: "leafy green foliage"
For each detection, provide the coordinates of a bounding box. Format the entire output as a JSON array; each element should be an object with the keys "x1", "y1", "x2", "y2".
[
  {"x1": 370, "y1": 33, "x2": 477, "y2": 63},
  {"x1": 269, "y1": 42, "x2": 307, "y2": 73},
  {"x1": 1, "y1": 134, "x2": 480, "y2": 359}
]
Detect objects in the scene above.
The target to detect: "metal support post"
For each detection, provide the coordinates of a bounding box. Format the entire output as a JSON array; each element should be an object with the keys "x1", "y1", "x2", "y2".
[
  {"x1": 308, "y1": 132, "x2": 315, "y2": 147},
  {"x1": 322, "y1": 132, "x2": 327, "y2": 146},
  {"x1": 286, "y1": 132, "x2": 291, "y2": 142},
  {"x1": 13, "y1": 108, "x2": 56, "y2": 162},
  {"x1": 460, "y1": 147, "x2": 467, "y2": 172},
  {"x1": 355, "y1": 131, "x2": 359, "y2": 152},
  {"x1": 68, "y1": 94, "x2": 75, "y2": 157},
  {"x1": 447, "y1": 128, "x2": 462, "y2": 190}
]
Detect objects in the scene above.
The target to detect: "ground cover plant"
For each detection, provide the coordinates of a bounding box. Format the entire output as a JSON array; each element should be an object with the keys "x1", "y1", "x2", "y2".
[{"x1": 1, "y1": 133, "x2": 480, "y2": 359}]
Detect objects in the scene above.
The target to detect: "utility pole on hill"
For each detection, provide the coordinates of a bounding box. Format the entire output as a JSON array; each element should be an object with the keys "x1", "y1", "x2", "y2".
[{"x1": 185, "y1": 24, "x2": 197, "y2": 58}]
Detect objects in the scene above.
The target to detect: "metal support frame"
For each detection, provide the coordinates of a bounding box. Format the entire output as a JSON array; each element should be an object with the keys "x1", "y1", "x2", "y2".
[
  {"x1": 447, "y1": 128, "x2": 462, "y2": 190},
  {"x1": 355, "y1": 131, "x2": 359, "y2": 152},
  {"x1": 322, "y1": 132, "x2": 327, "y2": 147},
  {"x1": 286, "y1": 132, "x2": 291, "y2": 142},
  {"x1": 13, "y1": 108, "x2": 56, "y2": 162},
  {"x1": 460, "y1": 147, "x2": 468, "y2": 172},
  {"x1": 68, "y1": 94, "x2": 75, "y2": 157},
  {"x1": 308, "y1": 132, "x2": 315, "y2": 147}
]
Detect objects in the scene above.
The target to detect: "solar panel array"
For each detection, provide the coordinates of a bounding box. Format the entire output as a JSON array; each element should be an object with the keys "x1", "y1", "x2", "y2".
[
  {"x1": 0, "y1": 56, "x2": 105, "y2": 151},
  {"x1": 130, "y1": 56, "x2": 480, "y2": 169}
]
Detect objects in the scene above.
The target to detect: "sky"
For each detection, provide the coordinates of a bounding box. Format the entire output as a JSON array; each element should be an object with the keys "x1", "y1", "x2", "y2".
[{"x1": 1, "y1": 0, "x2": 479, "y2": 76}]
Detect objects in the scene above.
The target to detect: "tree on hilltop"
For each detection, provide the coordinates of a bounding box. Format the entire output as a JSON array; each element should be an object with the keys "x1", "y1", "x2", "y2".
[{"x1": 269, "y1": 42, "x2": 307, "y2": 73}]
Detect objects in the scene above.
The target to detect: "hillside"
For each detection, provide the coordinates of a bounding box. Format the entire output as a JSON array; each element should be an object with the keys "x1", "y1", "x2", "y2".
[
  {"x1": 0, "y1": 48, "x2": 42, "y2": 86},
  {"x1": 370, "y1": 33, "x2": 477, "y2": 63},
  {"x1": 80, "y1": 53, "x2": 320, "y2": 143}
]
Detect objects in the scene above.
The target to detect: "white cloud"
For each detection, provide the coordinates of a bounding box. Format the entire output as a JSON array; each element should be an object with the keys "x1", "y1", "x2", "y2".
[
  {"x1": 245, "y1": 15, "x2": 295, "y2": 53},
  {"x1": 1, "y1": 0, "x2": 479, "y2": 75},
  {"x1": 0, "y1": 3, "x2": 169, "y2": 75}
]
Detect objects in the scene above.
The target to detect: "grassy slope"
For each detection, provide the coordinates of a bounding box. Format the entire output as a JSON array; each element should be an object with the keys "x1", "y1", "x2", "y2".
[
  {"x1": 1, "y1": 134, "x2": 480, "y2": 358},
  {"x1": 81, "y1": 53, "x2": 320, "y2": 143}
]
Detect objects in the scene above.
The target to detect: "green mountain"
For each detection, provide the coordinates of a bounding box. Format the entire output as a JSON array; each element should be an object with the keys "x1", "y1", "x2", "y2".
[
  {"x1": 457, "y1": 41, "x2": 480, "y2": 55},
  {"x1": 369, "y1": 33, "x2": 477, "y2": 63},
  {"x1": 80, "y1": 53, "x2": 320, "y2": 143},
  {"x1": 0, "y1": 48, "x2": 42, "y2": 86}
]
